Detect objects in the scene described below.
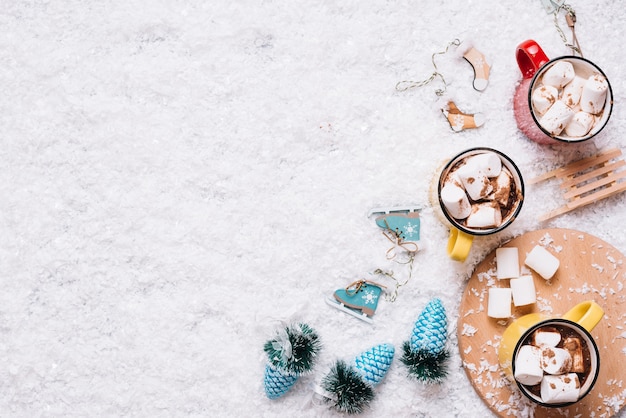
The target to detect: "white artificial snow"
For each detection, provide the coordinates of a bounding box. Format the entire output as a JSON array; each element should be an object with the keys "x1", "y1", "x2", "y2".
[{"x1": 2, "y1": 1, "x2": 626, "y2": 417}]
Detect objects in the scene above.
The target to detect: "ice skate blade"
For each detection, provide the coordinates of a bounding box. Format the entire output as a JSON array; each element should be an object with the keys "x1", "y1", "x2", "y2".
[
  {"x1": 325, "y1": 296, "x2": 373, "y2": 324},
  {"x1": 368, "y1": 205, "x2": 421, "y2": 218}
]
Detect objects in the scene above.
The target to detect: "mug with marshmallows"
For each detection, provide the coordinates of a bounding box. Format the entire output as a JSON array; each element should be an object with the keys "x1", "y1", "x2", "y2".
[
  {"x1": 500, "y1": 300, "x2": 604, "y2": 408},
  {"x1": 514, "y1": 39, "x2": 613, "y2": 145},
  {"x1": 436, "y1": 147, "x2": 525, "y2": 262}
]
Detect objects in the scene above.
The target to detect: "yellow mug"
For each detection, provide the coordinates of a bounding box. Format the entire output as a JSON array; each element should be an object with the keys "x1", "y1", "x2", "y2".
[
  {"x1": 500, "y1": 300, "x2": 604, "y2": 407},
  {"x1": 436, "y1": 147, "x2": 525, "y2": 262}
]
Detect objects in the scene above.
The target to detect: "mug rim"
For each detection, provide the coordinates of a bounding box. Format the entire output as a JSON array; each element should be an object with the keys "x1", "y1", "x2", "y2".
[
  {"x1": 437, "y1": 147, "x2": 525, "y2": 236},
  {"x1": 527, "y1": 55, "x2": 613, "y2": 143},
  {"x1": 511, "y1": 318, "x2": 601, "y2": 408}
]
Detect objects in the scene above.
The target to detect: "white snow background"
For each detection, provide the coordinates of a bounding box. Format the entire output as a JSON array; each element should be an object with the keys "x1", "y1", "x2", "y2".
[{"x1": 1, "y1": 1, "x2": 625, "y2": 417}]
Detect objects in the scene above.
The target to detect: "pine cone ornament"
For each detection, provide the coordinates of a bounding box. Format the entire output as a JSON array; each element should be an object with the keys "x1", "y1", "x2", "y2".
[
  {"x1": 320, "y1": 343, "x2": 395, "y2": 414},
  {"x1": 401, "y1": 298, "x2": 450, "y2": 383},
  {"x1": 354, "y1": 343, "x2": 395, "y2": 387},
  {"x1": 264, "y1": 364, "x2": 298, "y2": 400},
  {"x1": 263, "y1": 322, "x2": 321, "y2": 399}
]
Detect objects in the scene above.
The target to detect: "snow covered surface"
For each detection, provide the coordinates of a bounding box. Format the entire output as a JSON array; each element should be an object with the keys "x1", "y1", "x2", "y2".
[{"x1": 2, "y1": 1, "x2": 626, "y2": 416}]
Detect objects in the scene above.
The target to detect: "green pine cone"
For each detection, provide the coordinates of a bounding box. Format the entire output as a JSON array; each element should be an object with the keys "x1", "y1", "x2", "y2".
[
  {"x1": 264, "y1": 322, "x2": 321, "y2": 375},
  {"x1": 401, "y1": 341, "x2": 450, "y2": 383},
  {"x1": 321, "y1": 360, "x2": 374, "y2": 414}
]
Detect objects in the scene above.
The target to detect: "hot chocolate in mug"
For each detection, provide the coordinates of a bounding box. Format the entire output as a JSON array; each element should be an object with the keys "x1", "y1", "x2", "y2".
[
  {"x1": 513, "y1": 39, "x2": 613, "y2": 145},
  {"x1": 435, "y1": 147, "x2": 524, "y2": 262},
  {"x1": 499, "y1": 300, "x2": 603, "y2": 407}
]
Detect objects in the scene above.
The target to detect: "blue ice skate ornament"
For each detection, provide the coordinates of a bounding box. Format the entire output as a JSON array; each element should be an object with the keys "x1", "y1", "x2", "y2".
[
  {"x1": 401, "y1": 298, "x2": 450, "y2": 383},
  {"x1": 367, "y1": 206, "x2": 422, "y2": 302},
  {"x1": 369, "y1": 206, "x2": 421, "y2": 260},
  {"x1": 325, "y1": 280, "x2": 385, "y2": 324},
  {"x1": 315, "y1": 343, "x2": 395, "y2": 414},
  {"x1": 263, "y1": 322, "x2": 321, "y2": 399}
]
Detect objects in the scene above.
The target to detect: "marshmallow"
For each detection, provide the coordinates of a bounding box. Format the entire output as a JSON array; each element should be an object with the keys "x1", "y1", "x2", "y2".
[
  {"x1": 540, "y1": 373, "x2": 580, "y2": 404},
  {"x1": 532, "y1": 85, "x2": 558, "y2": 115},
  {"x1": 487, "y1": 287, "x2": 511, "y2": 318},
  {"x1": 466, "y1": 202, "x2": 502, "y2": 228},
  {"x1": 541, "y1": 346, "x2": 572, "y2": 375},
  {"x1": 444, "y1": 171, "x2": 463, "y2": 188},
  {"x1": 456, "y1": 163, "x2": 493, "y2": 201},
  {"x1": 510, "y1": 275, "x2": 536, "y2": 306},
  {"x1": 533, "y1": 327, "x2": 561, "y2": 347},
  {"x1": 466, "y1": 152, "x2": 502, "y2": 178},
  {"x1": 562, "y1": 337, "x2": 585, "y2": 373},
  {"x1": 562, "y1": 76, "x2": 586, "y2": 107},
  {"x1": 580, "y1": 74, "x2": 608, "y2": 115},
  {"x1": 514, "y1": 345, "x2": 544, "y2": 386},
  {"x1": 496, "y1": 247, "x2": 519, "y2": 279},
  {"x1": 538, "y1": 100, "x2": 575, "y2": 136},
  {"x1": 564, "y1": 111, "x2": 595, "y2": 137},
  {"x1": 491, "y1": 167, "x2": 513, "y2": 208},
  {"x1": 440, "y1": 183, "x2": 471, "y2": 219},
  {"x1": 542, "y1": 60, "x2": 575, "y2": 88},
  {"x1": 525, "y1": 245, "x2": 560, "y2": 280}
]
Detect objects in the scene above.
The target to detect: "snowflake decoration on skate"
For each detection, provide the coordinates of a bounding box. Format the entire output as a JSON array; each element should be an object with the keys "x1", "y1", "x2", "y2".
[
  {"x1": 361, "y1": 289, "x2": 379, "y2": 305},
  {"x1": 403, "y1": 221, "x2": 419, "y2": 239}
]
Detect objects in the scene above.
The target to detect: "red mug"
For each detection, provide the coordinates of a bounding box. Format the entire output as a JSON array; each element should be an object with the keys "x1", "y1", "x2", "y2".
[{"x1": 513, "y1": 40, "x2": 613, "y2": 145}]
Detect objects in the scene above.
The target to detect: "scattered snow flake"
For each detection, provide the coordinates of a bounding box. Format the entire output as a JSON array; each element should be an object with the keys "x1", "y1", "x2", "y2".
[
  {"x1": 463, "y1": 361, "x2": 477, "y2": 372},
  {"x1": 539, "y1": 233, "x2": 554, "y2": 246},
  {"x1": 601, "y1": 387, "x2": 626, "y2": 413},
  {"x1": 461, "y1": 323, "x2": 478, "y2": 336},
  {"x1": 553, "y1": 245, "x2": 563, "y2": 253},
  {"x1": 592, "y1": 263, "x2": 605, "y2": 273},
  {"x1": 464, "y1": 345, "x2": 472, "y2": 354},
  {"x1": 536, "y1": 296, "x2": 553, "y2": 313},
  {"x1": 617, "y1": 332, "x2": 626, "y2": 339}
]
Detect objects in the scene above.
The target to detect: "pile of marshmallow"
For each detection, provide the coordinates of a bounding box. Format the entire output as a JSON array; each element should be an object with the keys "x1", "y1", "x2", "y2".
[
  {"x1": 440, "y1": 152, "x2": 515, "y2": 229},
  {"x1": 514, "y1": 327, "x2": 586, "y2": 404},
  {"x1": 532, "y1": 60, "x2": 609, "y2": 138},
  {"x1": 487, "y1": 245, "x2": 559, "y2": 319}
]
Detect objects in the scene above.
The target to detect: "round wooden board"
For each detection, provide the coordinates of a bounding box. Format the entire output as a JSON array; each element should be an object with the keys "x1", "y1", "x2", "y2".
[{"x1": 458, "y1": 228, "x2": 626, "y2": 417}]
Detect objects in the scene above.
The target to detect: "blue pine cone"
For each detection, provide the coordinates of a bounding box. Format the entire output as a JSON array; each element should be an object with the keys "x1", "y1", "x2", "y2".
[
  {"x1": 321, "y1": 343, "x2": 394, "y2": 414},
  {"x1": 402, "y1": 298, "x2": 450, "y2": 383},
  {"x1": 263, "y1": 322, "x2": 321, "y2": 399},
  {"x1": 354, "y1": 343, "x2": 395, "y2": 387},
  {"x1": 264, "y1": 364, "x2": 298, "y2": 400}
]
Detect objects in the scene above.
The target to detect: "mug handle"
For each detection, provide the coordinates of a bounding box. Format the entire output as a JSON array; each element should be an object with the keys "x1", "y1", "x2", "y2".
[
  {"x1": 447, "y1": 228, "x2": 473, "y2": 262},
  {"x1": 516, "y1": 39, "x2": 550, "y2": 79},
  {"x1": 561, "y1": 300, "x2": 604, "y2": 332}
]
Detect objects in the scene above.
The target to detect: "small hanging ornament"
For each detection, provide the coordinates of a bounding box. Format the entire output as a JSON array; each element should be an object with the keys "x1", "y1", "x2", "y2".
[
  {"x1": 401, "y1": 298, "x2": 450, "y2": 383},
  {"x1": 541, "y1": 0, "x2": 583, "y2": 56},
  {"x1": 395, "y1": 39, "x2": 490, "y2": 132},
  {"x1": 325, "y1": 279, "x2": 386, "y2": 324},
  {"x1": 369, "y1": 206, "x2": 421, "y2": 303},
  {"x1": 317, "y1": 343, "x2": 395, "y2": 414},
  {"x1": 263, "y1": 322, "x2": 322, "y2": 399}
]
